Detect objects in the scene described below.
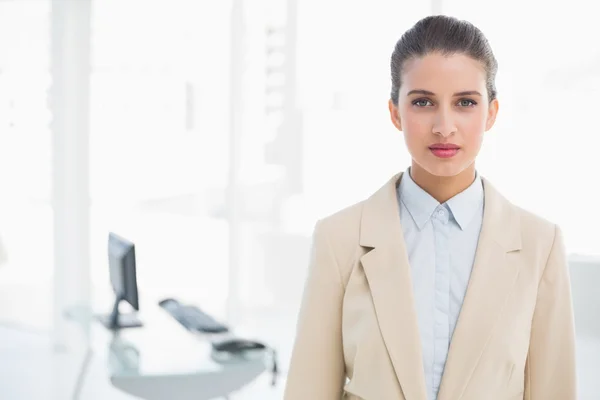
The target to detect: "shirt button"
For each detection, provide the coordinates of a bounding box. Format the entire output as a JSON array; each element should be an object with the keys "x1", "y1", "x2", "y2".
[{"x1": 438, "y1": 209, "x2": 445, "y2": 217}]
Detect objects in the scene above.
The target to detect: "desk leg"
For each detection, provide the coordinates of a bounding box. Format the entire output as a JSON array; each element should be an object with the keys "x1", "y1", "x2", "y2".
[{"x1": 72, "y1": 348, "x2": 94, "y2": 400}]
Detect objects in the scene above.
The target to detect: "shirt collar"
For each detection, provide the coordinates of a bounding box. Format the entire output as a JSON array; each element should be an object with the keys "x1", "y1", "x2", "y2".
[
  {"x1": 445, "y1": 171, "x2": 484, "y2": 230},
  {"x1": 398, "y1": 167, "x2": 484, "y2": 231}
]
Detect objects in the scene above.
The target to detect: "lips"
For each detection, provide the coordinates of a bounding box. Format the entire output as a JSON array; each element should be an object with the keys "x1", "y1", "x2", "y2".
[
  {"x1": 429, "y1": 143, "x2": 460, "y2": 158},
  {"x1": 429, "y1": 143, "x2": 460, "y2": 150}
]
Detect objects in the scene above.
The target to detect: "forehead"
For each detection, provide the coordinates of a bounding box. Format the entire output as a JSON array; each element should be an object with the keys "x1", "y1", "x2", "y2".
[{"x1": 401, "y1": 52, "x2": 487, "y2": 93}]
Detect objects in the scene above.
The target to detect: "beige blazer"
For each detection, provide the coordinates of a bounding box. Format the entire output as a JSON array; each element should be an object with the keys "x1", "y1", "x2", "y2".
[{"x1": 284, "y1": 173, "x2": 577, "y2": 400}]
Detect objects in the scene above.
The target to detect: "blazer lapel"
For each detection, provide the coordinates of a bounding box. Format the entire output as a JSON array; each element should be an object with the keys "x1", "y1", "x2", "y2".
[
  {"x1": 359, "y1": 173, "x2": 428, "y2": 400},
  {"x1": 437, "y1": 178, "x2": 522, "y2": 400}
]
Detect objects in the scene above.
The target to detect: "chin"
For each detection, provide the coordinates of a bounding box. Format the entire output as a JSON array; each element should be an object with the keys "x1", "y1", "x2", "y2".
[
  {"x1": 414, "y1": 158, "x2": 473, "y2": 178},
  {"x1": 427, "y1": 167, "x2": 461, "y2": 178}
]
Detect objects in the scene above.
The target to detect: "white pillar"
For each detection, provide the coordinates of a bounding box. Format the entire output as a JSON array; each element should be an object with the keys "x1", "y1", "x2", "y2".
[
  {"x1": 226, "y1": 0, "x2": 246, "y2": 325},
  {"x1": 50, "y1": 0, "x2": 92, "y2": 350}
]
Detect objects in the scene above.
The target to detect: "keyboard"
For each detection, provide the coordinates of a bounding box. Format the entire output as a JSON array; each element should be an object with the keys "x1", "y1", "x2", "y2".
[{"x1": 158, "y1": 298, "x2": 229, "y2": 334}]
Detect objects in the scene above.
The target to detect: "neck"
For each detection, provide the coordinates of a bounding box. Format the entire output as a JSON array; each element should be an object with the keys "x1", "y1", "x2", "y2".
[{"x1": 409, "y1": 162, "x2": 476, "y2": 204}]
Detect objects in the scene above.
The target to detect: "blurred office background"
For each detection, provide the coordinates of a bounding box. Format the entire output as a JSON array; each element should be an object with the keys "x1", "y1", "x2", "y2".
[{"x1": 0, "y1": 0, "x2": 599, "y2": 399}]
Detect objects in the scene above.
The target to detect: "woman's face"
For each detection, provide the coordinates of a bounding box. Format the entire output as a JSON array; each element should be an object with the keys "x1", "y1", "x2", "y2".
[{"x1": 388, "y1": 52, "x2": 499, "y2": 178}]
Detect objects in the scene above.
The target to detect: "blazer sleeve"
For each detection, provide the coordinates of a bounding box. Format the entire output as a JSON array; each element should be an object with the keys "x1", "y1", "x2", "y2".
[
  {"x1": 283, "y1": 219, "x2": 346, "y2": 400},
  {"x1": 524, "y1": 225, "x2": 577, "y2": 400}
]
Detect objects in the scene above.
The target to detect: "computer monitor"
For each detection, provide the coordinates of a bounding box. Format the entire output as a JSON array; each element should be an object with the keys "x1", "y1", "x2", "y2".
[{"x1": 97, "y1": 232, "x2": 143, "y2": 330}]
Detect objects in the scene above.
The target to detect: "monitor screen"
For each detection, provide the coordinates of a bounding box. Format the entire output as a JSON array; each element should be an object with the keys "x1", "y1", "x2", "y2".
[{"x1": 108, "y1": 232, "x2": 139, "y2": 311}]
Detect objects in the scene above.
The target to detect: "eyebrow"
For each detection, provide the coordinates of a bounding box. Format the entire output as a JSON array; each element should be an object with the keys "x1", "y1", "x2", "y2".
[{"x1": 406, "y1": 89, "x2": 483, "y2": 97}]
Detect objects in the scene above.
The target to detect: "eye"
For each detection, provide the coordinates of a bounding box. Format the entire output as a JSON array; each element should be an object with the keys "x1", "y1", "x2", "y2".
[
  {"x1": 457, "y1": 99, "x2": 477, "y2": 107},
  {"x1": 413, "y1": 98, "x2": 433, "y2": 107}
]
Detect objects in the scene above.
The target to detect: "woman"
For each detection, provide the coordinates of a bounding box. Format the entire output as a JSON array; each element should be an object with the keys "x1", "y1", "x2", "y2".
[{"x1": 283, "y1": 15, "x2": 576, "y2": 400}]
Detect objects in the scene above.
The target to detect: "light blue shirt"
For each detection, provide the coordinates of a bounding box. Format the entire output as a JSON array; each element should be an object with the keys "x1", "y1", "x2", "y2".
[{"x1": 397, "y1": 168, "x2": 484, "y2": 400}]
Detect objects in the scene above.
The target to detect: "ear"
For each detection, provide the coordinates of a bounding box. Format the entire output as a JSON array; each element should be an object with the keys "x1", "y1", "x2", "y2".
[
  {"x1": 485, "y1": 98, "x2": 499, "y2": 131},
  {"x1": 388, "y1": 99, "x2": 402, "y2": 131}
]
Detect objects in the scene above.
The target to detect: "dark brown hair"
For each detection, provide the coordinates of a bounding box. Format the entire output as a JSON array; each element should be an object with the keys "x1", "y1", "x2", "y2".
[{"x1": 390, "y1": 15, "x2": 498, "y2": 105}]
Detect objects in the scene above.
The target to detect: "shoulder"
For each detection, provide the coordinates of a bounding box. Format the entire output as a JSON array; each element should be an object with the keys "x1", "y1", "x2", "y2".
[
  {"x1": 479, "y1": 176, "x2": 563, "y2": 268},
  {"x1": 316, "y1": 173, "x2": 401, "y2": 237},
  {"x1": 311, "y1": 195, "x2": 373, "y2": 287},
  {"x1": 515, "y1": 205, "x2": 557, "y2": 240},
  {"x1": 513, "y1": 204, "x2": 564, "y2": 268},
  {"x1": 483, "y1": 177, "x2": 557, "y2": 238},
  {"x1": 488, "y1": 181, "x2": 561, "y2": 259},
  {"x1": 315, "y1": 200, "x2": 365, "y2": 257},
  {"x1": 311, "y1": 173, "x2": 402, "y2": 284}
]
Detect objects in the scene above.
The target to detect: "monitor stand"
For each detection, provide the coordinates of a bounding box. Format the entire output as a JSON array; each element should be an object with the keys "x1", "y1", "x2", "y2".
[{"x1": 96, "y1": 293, "x2": 143, "y2": 330}]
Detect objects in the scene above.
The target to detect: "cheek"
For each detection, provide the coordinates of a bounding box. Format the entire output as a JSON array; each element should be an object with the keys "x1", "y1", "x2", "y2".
[
  {"x1": 457, "y1": 108, "x2": 488, "y2": 127},
  {"x1": 456, "y1": 112, "x2": 487, "y2": 146},
  {"x1": 400, "y1": 111, "x2": 432, "y2": 143},
  {"x1": 402, "y1": 126, "x2": 430, "y2": 157}
]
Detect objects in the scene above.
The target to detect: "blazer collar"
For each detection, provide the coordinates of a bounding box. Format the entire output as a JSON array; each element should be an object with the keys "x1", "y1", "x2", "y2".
[
  {"x1": 358, "y1": 172, "x2": 522, "y2": 400},
  {"x1": 360, "y1": 172, "x2": 521, "y2": 250}
]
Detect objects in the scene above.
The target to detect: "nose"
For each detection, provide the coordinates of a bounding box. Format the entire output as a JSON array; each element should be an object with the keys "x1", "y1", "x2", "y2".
[{"x1": 432, "y1": 108, "x2": 457, "y2": 137}]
